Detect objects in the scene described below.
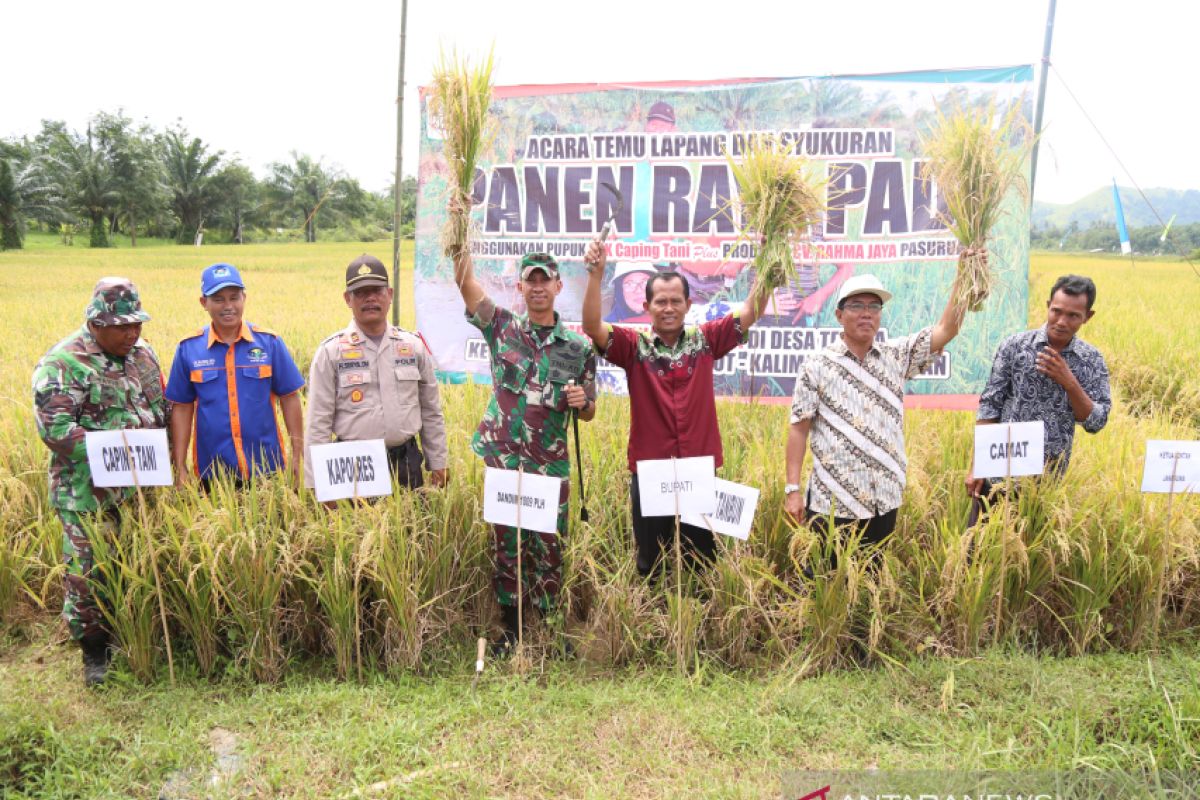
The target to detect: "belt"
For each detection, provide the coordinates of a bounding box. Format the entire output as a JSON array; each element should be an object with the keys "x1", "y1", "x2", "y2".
[{"x1": 387, "y1": 439, "x2": 415, "y2": 456}]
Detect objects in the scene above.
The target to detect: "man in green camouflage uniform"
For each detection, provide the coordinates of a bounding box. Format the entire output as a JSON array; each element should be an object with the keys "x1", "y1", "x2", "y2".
[
  {"x1": 32, "y1": 278, "x2": 169, "y2": 686},
  {"x1": 453, "y1": 249, "x2": 597, "y2": 655}
]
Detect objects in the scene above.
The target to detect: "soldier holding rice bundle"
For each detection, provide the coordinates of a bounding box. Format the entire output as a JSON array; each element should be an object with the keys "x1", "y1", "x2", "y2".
[{"x1": 452, "y1": 247, "x2": 597, "y2": 656}]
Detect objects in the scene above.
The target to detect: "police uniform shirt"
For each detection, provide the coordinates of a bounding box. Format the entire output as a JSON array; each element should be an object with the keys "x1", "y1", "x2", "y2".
[
  {"x1": 304, "y1": 320, "x2": 448, "y2": 488},
  {"x1": 165, "y1": 322, "x2": 305, "y2": 479}
]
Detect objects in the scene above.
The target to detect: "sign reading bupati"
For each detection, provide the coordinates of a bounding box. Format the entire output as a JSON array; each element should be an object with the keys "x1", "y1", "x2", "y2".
[
  {"x1": 680, "y1": 478, "x2": 760, "y2": 540},
  {"x1": 482, "y1": 468, "x2": 562, "y2": 534},
  {"x1": 85, "y1": 429, "x2": 172, "y2": 487},
  {"x1": 1141, "y1": 440, "x2": 1200, "y2": 494},
  {"x1": 635, "y1": 456, "x2": 716, "y2": 518},
  {"x1": 416, "y1": 67, "x2": 1033, "y2": 405},
  {"x1": 972, "y1": 422, "x2": 1045, "y2": 480},
  {"x1": 310, "y1": 439, "x2": 391, "y2": 502}
]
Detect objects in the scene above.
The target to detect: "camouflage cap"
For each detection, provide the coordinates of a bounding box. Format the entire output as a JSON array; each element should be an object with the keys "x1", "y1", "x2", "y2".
[{"x1": 85, "y1": 277, "x2": 151, "y2": 326}]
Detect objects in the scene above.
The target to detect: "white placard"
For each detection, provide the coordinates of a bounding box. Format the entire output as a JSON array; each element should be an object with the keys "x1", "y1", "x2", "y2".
[
  {"x1": 482, "y1": 468, "x2": 563, "y2": 534},
  {"x1": 85, "y1": 429, "x2": 172, "y2": 487},
  {"x1": 681, "y1": 478, "x2": 759, "y2": 540},
  {"x1": 635, "y1": 456, "x2": 717, "y2": 518},
  {"x1": 310, "y1": 439, "x2": 392, "y2": 501},
  {"x1": 972, "y1": 421, "x2": 1046, "y2": 480},
  {"x1": 1141, "y1": 440, "x2": 1200, "y2": 494}
]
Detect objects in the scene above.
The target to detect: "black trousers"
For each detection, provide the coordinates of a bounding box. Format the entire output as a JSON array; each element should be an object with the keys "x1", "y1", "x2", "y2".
[
  {"x1": 967, "y1": 478, "x2": 1020, "y2": 527},
  {"x1": 387, "y1": 440, "x2": 425, "y2": 489},
  {"x1": 629, "y1": 476, "x2": 716, "y2": 577},
  {"x1": 806, "y1": 505, "x2": 897, "y2": 568}
]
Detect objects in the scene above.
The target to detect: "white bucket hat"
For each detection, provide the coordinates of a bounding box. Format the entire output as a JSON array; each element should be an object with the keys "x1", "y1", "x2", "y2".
[{"x1": 836, "y1": 274, "x2": 893, "y2": 305}]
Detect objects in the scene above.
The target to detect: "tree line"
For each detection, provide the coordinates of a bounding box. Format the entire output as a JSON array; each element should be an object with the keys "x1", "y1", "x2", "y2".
[
  {"x1": 0, "y1": 111, "x2": 416, "y2": 250},
  {"x1": 1031, "y1": 220, "x2": 1200, "y2": 258}
]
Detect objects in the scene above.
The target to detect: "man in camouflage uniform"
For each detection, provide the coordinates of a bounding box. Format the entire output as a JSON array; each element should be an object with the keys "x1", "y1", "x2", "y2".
[
  {"x1": 453, "y1": 248, "x2": 597, "y2": 655},
  {"x1": 32, "y1": 278, "x2": 170, "y2": 686}
]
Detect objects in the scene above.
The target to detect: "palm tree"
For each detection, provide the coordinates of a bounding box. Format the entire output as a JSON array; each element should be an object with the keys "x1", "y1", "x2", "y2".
[
  {"x1": 50, "y1": 130, "x2": 118, "y2": 248},
  {"x1": 266, "y1": 153, "x2": 348, "y2": 243},
  {"x1": 162, "y1": 129, "x2": 221, "y2": 244},
  {"x1": 0, "y1": 155, "x2": 58, "y2": 250}
]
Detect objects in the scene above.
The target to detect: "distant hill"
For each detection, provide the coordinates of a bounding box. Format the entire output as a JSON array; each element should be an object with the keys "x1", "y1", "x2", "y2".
[{"x1": 1032, "y1": 187, "x2": 1200, "y2": 231}]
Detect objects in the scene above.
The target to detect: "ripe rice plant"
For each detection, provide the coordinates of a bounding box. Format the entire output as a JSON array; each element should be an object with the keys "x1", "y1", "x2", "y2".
[
  {"x1": 427, "y1": 47, "x2": 496, "y2": 259},
  {"x1": 920, "y1": 97, "x2": 1033, "y2": 311},
  {"x1": 0, "y1": 244, "x2": 1197, "y2": 682},
  {"x1": 724, "y1": 134, "x2": 826, "y2": 303},
  {"x1": 90, "y1": 511, "x2": 161, "y2": 682}
]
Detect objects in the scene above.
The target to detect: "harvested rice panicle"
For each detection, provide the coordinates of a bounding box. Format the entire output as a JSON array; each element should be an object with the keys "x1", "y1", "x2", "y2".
[
  {"x1": 725, "y1": 134, "x2": 826, "y2": 303},
  {"x1": 921, "y1": 97, "x2": 1033, "y2": 311},
  {"x1": 428, "y1": 47, "x2": 496, "y2": 260}
]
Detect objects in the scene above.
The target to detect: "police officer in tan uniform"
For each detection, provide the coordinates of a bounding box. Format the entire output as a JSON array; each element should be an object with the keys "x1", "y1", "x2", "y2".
[{"x1": 305, "y1": 254, "x2": 448, "y2": 492}]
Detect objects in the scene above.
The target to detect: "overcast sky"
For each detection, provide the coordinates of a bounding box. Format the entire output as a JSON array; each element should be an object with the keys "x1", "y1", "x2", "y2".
[{"x1": 4, "y1": 0, "x2": 1193, "y2": 205}]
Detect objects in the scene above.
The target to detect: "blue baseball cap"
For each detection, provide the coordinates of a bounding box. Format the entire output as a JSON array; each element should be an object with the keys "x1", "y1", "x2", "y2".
[{"x1": 200, "y1": 263, "x2": 245, "y2": 296}]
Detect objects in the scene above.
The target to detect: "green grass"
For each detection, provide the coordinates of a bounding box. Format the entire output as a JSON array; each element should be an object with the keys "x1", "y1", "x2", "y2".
[{"x1": 2, "y1": 632, "x2": 1197, "y2": 799}]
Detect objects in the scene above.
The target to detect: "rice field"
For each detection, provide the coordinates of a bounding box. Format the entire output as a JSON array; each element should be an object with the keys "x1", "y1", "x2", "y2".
[{"x1": 0, "y1": 240, "x2": 1197, "y2": 684}]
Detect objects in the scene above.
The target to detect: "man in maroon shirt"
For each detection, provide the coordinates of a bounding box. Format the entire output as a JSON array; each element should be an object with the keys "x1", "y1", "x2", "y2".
[{"x1": 582, "y1": 241, "x2": 771, "y2": 576}]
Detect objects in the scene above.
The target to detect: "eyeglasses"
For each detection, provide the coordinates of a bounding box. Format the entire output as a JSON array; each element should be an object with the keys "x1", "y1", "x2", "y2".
[{"x1": 842, "y1": 301, "x2": 884, "y2": 313}]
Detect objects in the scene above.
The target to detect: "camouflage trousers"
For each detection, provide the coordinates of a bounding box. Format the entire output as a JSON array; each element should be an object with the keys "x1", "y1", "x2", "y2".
[
  {"x1": 57, "y1": 507, "x2": 121, "y2": 641},
  {"x1": 491, "y1": 478, "x2": 570, "y2": 613}
]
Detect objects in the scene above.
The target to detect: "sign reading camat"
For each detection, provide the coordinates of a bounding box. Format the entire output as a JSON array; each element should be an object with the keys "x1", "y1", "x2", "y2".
[
  {"x1": 972, "y1": 421, "x2": 1045, "y2": 480},
  {"x1": 84, "y1": 429, "x2": 172, "y2": 487},
  {"x1": 1141, "y1": 440, "x2": 1200, "y2": 494},
  {"x1": 483, "y1": 468, "x2": 562, "y2": 534},
  {"x1": 310, "y1": 439, "x2": 391, "y2": 501},
  {"x1": 635, "y1": 456, "x2": 717, "y2": 518}
]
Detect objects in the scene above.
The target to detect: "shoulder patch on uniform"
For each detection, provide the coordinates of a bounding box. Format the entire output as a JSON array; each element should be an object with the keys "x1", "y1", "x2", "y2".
[
  {"x1": 249, "y1": 324, "x2": 278, "y2": 337},
  {"x1": 181, "y1": 328, "x2": 206, "y2": 341},
  {"x1": 414, "y1": 330, "x2": 433, "y2": 356}
]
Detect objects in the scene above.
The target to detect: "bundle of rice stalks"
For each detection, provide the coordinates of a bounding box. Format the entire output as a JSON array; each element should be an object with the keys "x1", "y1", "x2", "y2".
[
  {"x1": 427, "y1": 47, "x2": 496, "y2": 260},
  {"x1": 725, "y1": 134, "x2": 825, "y2": 303},
  {"x1": 921, "y1": 97, "x2": 1033, "y2": 311}
]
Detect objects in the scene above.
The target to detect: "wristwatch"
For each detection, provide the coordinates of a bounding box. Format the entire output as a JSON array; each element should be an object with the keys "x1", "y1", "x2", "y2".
[{"x1": 784, "y1": 483, "x2": 801, "y2": 495}]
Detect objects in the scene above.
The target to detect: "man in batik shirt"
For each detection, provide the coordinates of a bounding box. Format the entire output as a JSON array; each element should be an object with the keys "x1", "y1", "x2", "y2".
[{"x1": 967, "y1": 274, "x2": 1111, "y2": 523}]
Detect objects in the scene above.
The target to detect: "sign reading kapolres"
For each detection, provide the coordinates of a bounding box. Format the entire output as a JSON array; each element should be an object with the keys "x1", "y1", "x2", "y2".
[{"x1": 415, "y1": 67, "x2": 1033, "y2": 405}]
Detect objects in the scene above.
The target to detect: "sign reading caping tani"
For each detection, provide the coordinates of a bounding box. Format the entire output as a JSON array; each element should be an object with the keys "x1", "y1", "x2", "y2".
[{"x1": 415, "y1": 67, "x2": 1033, "y2": 406}]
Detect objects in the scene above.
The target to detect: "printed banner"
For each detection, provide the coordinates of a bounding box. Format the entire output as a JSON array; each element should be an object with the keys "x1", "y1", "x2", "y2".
[{"x1": 416, "y1": 67, "x2": 1033, "y2": 403}]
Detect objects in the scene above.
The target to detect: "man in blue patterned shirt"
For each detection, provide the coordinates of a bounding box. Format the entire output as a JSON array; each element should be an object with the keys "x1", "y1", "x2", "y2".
[{"x1": 967, "y1": 274, "x2": 1112, "y2": 516}]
